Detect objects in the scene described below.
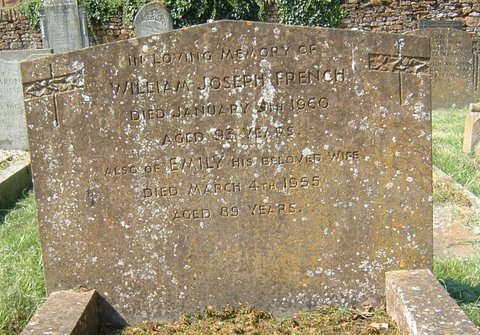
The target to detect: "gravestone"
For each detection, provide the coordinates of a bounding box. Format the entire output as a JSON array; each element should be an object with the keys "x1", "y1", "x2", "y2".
[
  {"x1": 463, "y1": 103, "x2": 480, "y2": 155},
  {"x1": 410, "y1": 28, "x2": 474, "y2": 109},
  {"x1": 0, "y1": 49, "x2": 52, "y2": 150},
  {"x1": 39, "y1": 0, "x2": 89, "y2": 53},
  {"x1": 418, "y1": 19, "x2": 463, "y2": 30},
  {"x1": 21, "y1": 21, "x2": 433, "y2": 324},
  {"x1": 134, "y1": 1, "x2": 173, "y2": 37},
  {"x1": 473, "y1": 38, "x2": 480, "y2": 94}
]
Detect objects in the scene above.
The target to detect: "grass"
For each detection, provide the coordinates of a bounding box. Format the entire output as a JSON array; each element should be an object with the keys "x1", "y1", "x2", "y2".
[
  {"x1": 432, "y1": 108, "x2": 480, "y2": 196},
  {"x1": 434, "y1": 257, "x2": 480, "y2": 326},
  {"x1": 433, "y1": 168, "x2": 472, "y2": 206},
  {"x1": 0, "y1": 192, "x2": 45, "y2": 335}
]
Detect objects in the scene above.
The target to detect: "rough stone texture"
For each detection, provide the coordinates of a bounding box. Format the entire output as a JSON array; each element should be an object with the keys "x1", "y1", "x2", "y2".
[
  {"x1": 40, "y1": 0, "x2": 88, "y2": 53},
  {"x1": 0, "y1": 0, "x2": 21, "y2": 8},
  {"x1": 386, "y1": 270, "x2": 480, "y2": 335},
  {"x1": 91, "y1": 15, "x2": 134, "y2": 45},
  {"x1": 21, "y1": 290, "x2": 99, "y2": 335},
  {"x1": 410, "y1": 28, "x2": 474, "y2": 109},
  {"x1": 474, "y1": 39, "x2": 480, "y2": 96},
  {"x1": 463, "y1": 103, "x2": 480, "y2": 155},
  {"x1": 0, "y1": 49, "x2": 52, "y2": 150},
  {"x1": 0, "y1": 151, "x2": 31, "y2": 210},
  {"x1": 21, "y1": 21, "x2": 433, "y2": 323},
  {"x1": 0, "y1": 9, "x2": 42, "y2": 50},
  {"x1": 341, "y1": 0, "x2": 480, "y2": 34},
  {"x1": 134, "y1": 2, "x2": 173, "y2": 37}
]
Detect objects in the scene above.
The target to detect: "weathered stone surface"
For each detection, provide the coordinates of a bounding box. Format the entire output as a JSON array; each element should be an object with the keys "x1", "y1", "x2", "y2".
[
  {"x1": 134, "y1": 1, "x2": 173, "y2": 37},
  {"x1": 463, "y1": 103, "x2": 480, "y2": 155},
  {"x1": 410, "y1": 28, "x2": 474, "y2": 109},
  {"x1": 386, "y1": 270, "x2": 480, "y2": 335},
  {"x1": 21, "y1": 289, "x2": 99, "y2": 335},
  {"x1": 21, "y1": 21, "x2": 433, "y2": 323},
  {"x1": 40, "y1": 0, "x2": 88, "y2": 53},
  {"x1": 473, "y1": 38, "x2": 480, "y2": 93},
  {"x1": 0, "y1": 49, "x2": 52, "y2": 150},
  {"x1": 412, "y1": 28, "x2": 475, "y2": 109},
  {"x1": 418, "y1": 19, "x2": 463, "y2": 30}
]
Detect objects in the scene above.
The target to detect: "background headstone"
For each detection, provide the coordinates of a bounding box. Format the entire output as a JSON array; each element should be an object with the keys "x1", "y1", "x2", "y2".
[
  {"x1": 0, "y1": 49, "x2": 52, "y2": 150},
  {"x1": 418, "y1": 19, "x2": 463, "y2": 30},
  {"x1": 21, "y1": 21, "x2": 433, "y2": 324},
  {"x1": 463, "y1": 103, "x2": 480, "y2": 155},
  {"x1": 39, "y1": 0, "x2": 89, "y2": 53},
  {"x1": 134, "y1": 1, "x2": 173, "y2": 37},
  {"x1": 473, "y1": 38, "x2": 480, "y2": 94},
  {"x1": 410, "y1": 28, "x2": 474, "y2": 109}
]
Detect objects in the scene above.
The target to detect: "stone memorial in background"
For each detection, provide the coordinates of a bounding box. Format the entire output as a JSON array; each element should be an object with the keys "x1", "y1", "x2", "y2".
[
  {"x1": 21, "y1": 21, "x2": 433, "y2": 324},
  {"x1": 463, "y1": 103, "x2": 480, "y2": 155},
  {"x1": 0, "y1": 49, "x2": 52, "y2": 150},
  {"x1": 418, "y1": 19, "x2": 463, "y2": 30},
  {"x1": 39, "y1": 0, "x2": 89, "y2": 53},
  {"x1": 411, "y1": 28, "x2": 474, "y2": 109},
  {"x1": 134, "y1": 1, "x2": 173, "y2": 37},
  {"x1": 473, "y1": 38, "x2": 480, "y2": 94}
]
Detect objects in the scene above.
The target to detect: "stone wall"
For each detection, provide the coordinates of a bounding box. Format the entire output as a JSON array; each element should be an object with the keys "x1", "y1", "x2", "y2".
[
  {"x1": 91, "y1": 14, "x2": 134, "y2": 45},
  {"x1": 3, "y1": 1, "x2": 480, "y2": 51},
  {"x1": 341, "y1": 0, "x2": 480, "y2": 34},
  {"x1": 0, "y1": 8, "x2": 41, "y2": 50}
]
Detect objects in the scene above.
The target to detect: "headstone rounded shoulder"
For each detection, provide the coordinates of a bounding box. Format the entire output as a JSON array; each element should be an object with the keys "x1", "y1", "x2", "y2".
[{"x1": 134, "y1": 1, "x2": 173, "y2": 37}]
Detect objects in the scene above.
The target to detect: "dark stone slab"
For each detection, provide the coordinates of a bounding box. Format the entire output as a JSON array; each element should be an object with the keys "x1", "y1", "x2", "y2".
[
  {"x1": 134, "y1": 1, "x2": 173, "y2": 37},
  {"x1": 418, "y1": 19, "x2": 463, "y2": 30},
  {"x1": 386, "y1": 270, "x2": 480, "y2": 334},
  {"x1": 410, "y1": 28, "x2": 474, "y2": 109},
  {"x1": 21, "y1": 289, "x2": 99, "y2": 335},
  {"x1": 21, "y1": 21, "x2": 433, "y2": 323},
  {"x1": 473, "y1": 38, "x2": 480, "y2": 94}
]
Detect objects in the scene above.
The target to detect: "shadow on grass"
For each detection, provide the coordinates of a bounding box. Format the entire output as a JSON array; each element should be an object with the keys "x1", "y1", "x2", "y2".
[
  {"x1": 439, "y1": 277, "x2": 480, "y2": 311},
  {"x1": 0, "y1": 188, "x2": 33, "y2": 227}
]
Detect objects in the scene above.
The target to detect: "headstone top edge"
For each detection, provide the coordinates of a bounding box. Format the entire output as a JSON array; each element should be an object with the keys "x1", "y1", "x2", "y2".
[{"x1": 21, "y1": 20, "x2": 430, "y2": 60}]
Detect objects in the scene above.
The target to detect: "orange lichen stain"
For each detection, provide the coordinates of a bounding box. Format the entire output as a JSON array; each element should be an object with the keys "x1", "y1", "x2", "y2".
[
  {"x1": 391, "y1": 218, "x2": 404, "y2": 229},
  {"x1": 399, "y1": 260, "x2": 406, "y2": 269},
  {"x1": 246, "y1": 21, "x2": 254, "y2": 26}
]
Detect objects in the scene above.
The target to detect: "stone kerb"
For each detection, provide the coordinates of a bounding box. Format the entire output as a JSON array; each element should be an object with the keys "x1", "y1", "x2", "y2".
[
  {"x1": 463, "y1": 103, "x2": 480, "y2": 156},
  {"x1": 20, "y1": 290, "x2": 99, "y2": 335},
  {"x1": 386, "y1": 270, "x2": 480, "y2": 335},
  {"x1": 20, "y1": 21, "x2": 433, "y2": 324}
]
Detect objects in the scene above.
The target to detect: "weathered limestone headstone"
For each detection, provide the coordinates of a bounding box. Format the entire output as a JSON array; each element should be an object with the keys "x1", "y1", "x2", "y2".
[
  {"x1": 39, "y1": 0, "x2": 89, "y2": 53},
  {"x1": 21, "y1": 21, "x2": 433, "y2": 324},
  {"x1": 134, "y1": 1, "x2": 173, "y2": 37},
  {"x1": 411, "y1": 28, "x2": 474, "y2": 109},
  {"x1": 0, "y1": 49, "x2": 52, "y2": 150},
  {"x1": 463, "y1": 103, "x2": 480, "y2": 155}
]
